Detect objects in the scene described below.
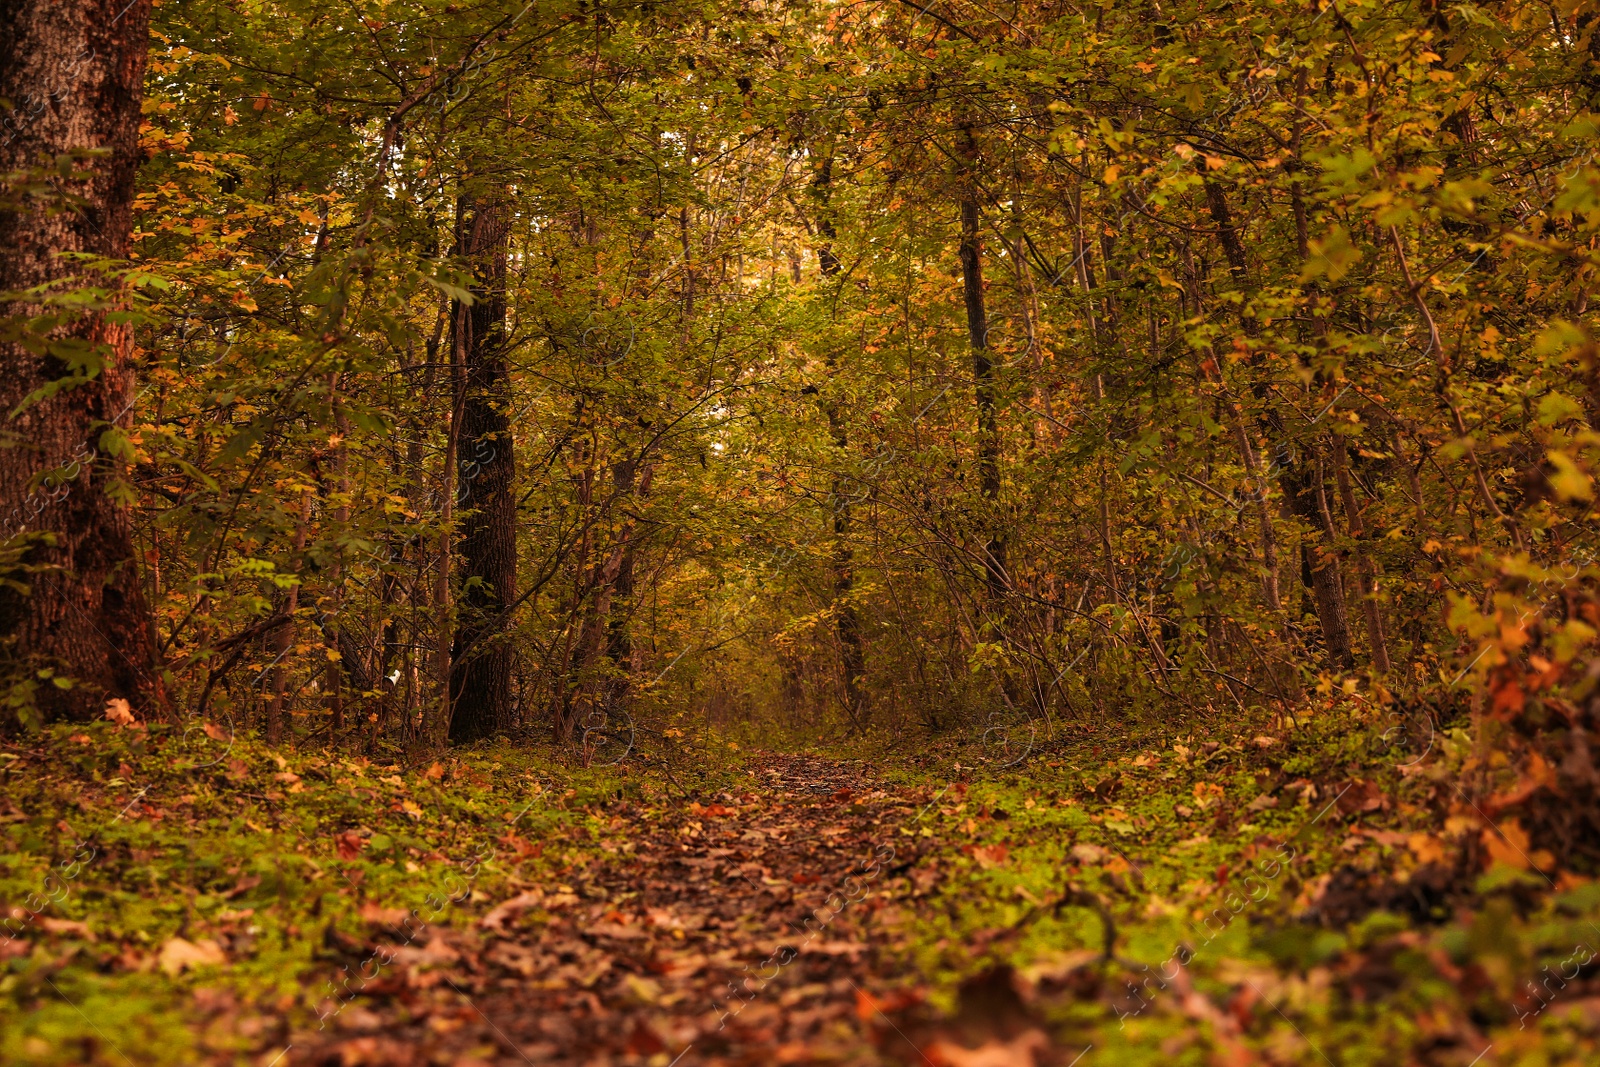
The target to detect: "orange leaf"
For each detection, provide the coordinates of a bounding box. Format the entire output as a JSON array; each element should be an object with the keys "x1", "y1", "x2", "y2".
[
  {"x1": 1482, "y1": 819, "x2": 1532, "y2": 870},
  {"x1": 973, "y1": 844, "x2": 1009, "y2": 869}
]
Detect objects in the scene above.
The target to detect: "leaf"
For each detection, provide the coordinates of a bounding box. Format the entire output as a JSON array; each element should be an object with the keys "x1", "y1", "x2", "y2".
[
  {"x1": 38, "y1": 918, "x2": 96, "y2": 941},
  {"x1": 481, "y1": 890, "x2": 544, "y2": 932},
  {"x1": 926, "y1": 1030, "x2": 1048, "y2": 1067},
  {"x1": 1301, "y1": 224, "x2": 1362, "y2": 283},
  {"x1": 422, "y1": 271, "x2": 475, "y2": 305},
  {"x1": 334, "y1": 830, "x2": 365, "y2": 860},
  {"x1": 1070, "y1": 843, "x2": 1109, "y2": 864},
  {"x1": 216, "y1": 420, "x2": 269, "y2": 463},
  {"x1": 1546, "y1": 449, "x2": 1593, "y2": 502},
  {"x1": 972, "y1": 844, "x2": 1009, "y2": 868},
  {"x1": 104, "y1": 697, "x2": 136, "y2": 726},
  {"x1": 159, "y1": 937, "x2": 227, "y2": 975},
  {"x1": 1408, "y1": 833, "x2": 1447, "y2": 865},
  {"x1": 1334, "y1": 779, "x2": 1386, "y2": 815},
  {"x1": 1483, "y1": 819, "x2": 1532, "y2": 870}
]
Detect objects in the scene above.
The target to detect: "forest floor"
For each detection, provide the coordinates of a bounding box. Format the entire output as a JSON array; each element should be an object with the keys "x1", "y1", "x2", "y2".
[{"x1": 4, "y1": 712, "x2": 1600, "y2": 1067}]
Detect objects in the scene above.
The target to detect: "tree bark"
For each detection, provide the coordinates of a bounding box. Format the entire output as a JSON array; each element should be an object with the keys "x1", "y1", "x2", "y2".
[
  {"x1": 447, "y1": 194, "x2": 518, "y2": 743},
  {"x1": 810, "y1": 149, "x2": 867, "y2": 725},
  {"x1": 959, "y1": 195, "x2": 1006, "y2": 598},
  {"x1": 1332, "y1": 437, "x2": 1391, "y2": 673},
  {"x1": 602, "y1": 459, "x2": 651, "y2": 714},
  {"x1": 0, "y1": 0, "x2": 166, "y2": 720},
  {"x1": 1282, "y1": 448, "x2": 1355, "y2": 670},
  {"x1": 266, "y1": 490, "x2": 311, "y2": 743}
]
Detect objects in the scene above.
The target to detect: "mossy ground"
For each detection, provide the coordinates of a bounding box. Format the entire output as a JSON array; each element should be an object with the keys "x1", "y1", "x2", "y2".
[{"x1": 3, "y1": 708, "x2": 1597, "y2": 1066}]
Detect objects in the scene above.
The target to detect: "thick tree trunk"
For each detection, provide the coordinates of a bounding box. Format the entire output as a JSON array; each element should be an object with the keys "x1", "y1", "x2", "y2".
[
  {"x1": 447, "y1": 195, "x2": 518, "y2": 743},
  {"x1": 0, "y1": 0, "x2": 166, "y2": 720}
]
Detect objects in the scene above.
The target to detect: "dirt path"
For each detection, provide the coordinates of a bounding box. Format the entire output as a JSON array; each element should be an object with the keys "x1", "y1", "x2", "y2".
[{"x1": 298, "y1": 754, "x2": 948, "y2": 1066}]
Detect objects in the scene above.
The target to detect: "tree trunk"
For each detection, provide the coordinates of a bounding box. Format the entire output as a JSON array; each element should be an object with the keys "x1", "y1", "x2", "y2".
[
  {"x1": 1282, "y1": 449, "x2": 1355, "y2": 670},
  {"x1": 447, "y1": 195, "x2": 518, "y2": 743},
  {"x1": 1332, "y1": 437, "x2": 1391, "y2": 673},
  {"x1": 810, "y1": 150, "x2": 867, "y2": 726},
  {"x1": 266, "y1": 490, "x2": 311, "y2": 743},
  {"x1": 0, "y1": 0, "x2": 166, "y2": 720},
  {"x1": 959, "y1": 195, "x2": 1006, "y2": 598},
  {"x1": 602, "y1": 460, "x2": 652, "y2": 714}
]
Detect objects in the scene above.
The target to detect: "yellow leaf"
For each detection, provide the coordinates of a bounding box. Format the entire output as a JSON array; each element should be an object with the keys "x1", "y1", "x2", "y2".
[{"x1": 1547, "y1": 449, "x2": 1593, "y2": 502}]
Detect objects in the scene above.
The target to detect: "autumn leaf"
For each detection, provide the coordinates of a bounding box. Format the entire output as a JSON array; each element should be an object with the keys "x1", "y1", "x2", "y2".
[
  {"x1": 972, "y1": 844, "x2": 1009, "y2": 869},
  {"x1": 1482, "y1": 819, "x2": 1532, "y2": 870},
  {"x1": 334, "y1": 831, "x2": 365, "y2": 860},
  {"x1": 158, "y1": 937, "x2": 226, "y2": 975}
]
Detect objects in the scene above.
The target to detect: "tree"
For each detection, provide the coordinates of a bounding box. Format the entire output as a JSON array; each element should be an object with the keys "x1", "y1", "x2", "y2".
[
  {"x1": 0, "y1": 0, "x2": 166, "y2": 720},
  {"x1": 448, "y1": 193, "x2": 518, "y2": 742}
]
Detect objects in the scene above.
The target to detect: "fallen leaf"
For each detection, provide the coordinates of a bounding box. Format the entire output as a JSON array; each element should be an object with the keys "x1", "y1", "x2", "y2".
[
  {"x1": 159, "y1": 937, "x2": 227, "y2": 975},
  {"x1": 625, "y1": 1021, "x2": 665, "y2": 1055},
  {"x1": 926, "y1": 1029, "x2": 1048, "y2": 1067},
  {"x1": 1334, "y1": 779, "x2": 1386, "y2": 815},
  {"x1": 481, "y1": 890, "x2": 544, "y2": 932},
  {"x1": 38, "y1": 917, "x2": 95, "y2": 941},
  {"x1": 972, "y1": 844, "x2": 1009, "y2": 869},
  {"x1": 360, "y1": 903, "x2": 413, "y2": 927},
  {"x1": 1018, "y1": 949, "x2": 1101, "y2": 984},
  {"x1": 104, "y1": 698, "x2": 136, "y2": 726},
  {"x1": 334, "y1": 831, "x2": 365, "y2": 860},
  {"x1": 1070, "y1": 843, "x2": 1108, "y2": 864}
]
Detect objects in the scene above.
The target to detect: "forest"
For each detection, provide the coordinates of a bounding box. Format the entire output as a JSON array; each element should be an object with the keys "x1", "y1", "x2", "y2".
[{"x1": 5, "y1": 0, "x2": 1600, "y2": 1063}]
